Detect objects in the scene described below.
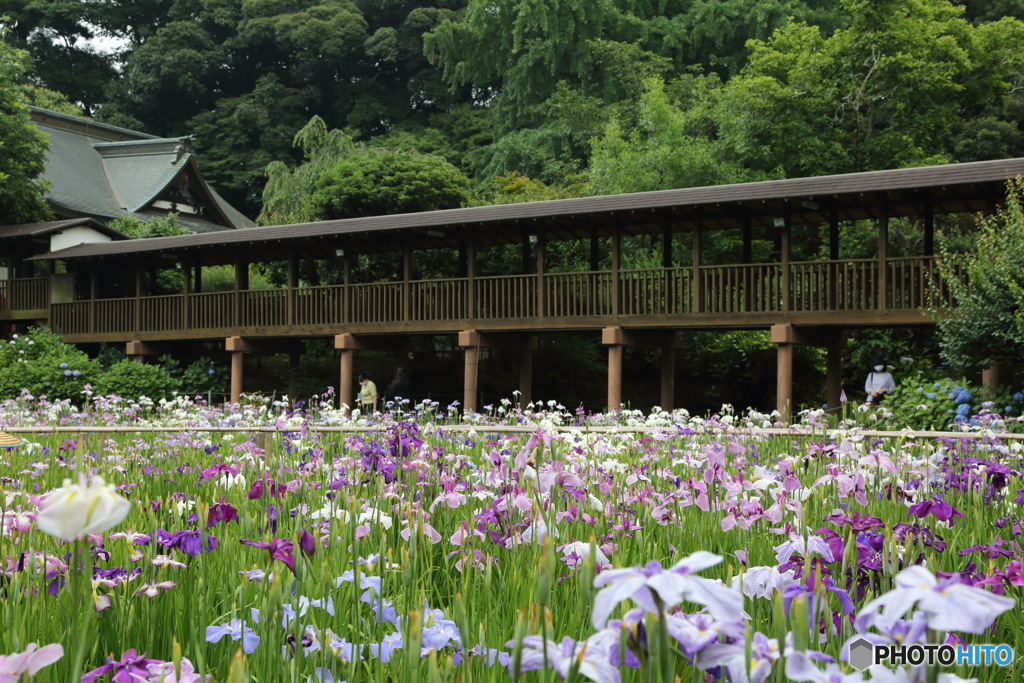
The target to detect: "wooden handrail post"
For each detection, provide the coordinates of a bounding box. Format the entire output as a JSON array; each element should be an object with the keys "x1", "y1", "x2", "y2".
[
  {"x1": 781, "y1": 212, "x2": 791, "y2": 314},
  {"x1": 536, "y1": 236, "x2": 545, "y2": 317},
  {"x1": 878, "y1": 207, "x2": 888, "y2": 310},
  {"x1": 611, "y1": 228, "x2": 621, "y2": 316},
  {"x1": 342, "y1": 252, "x2": 351, "y2": 324},
  {"x1": 828, "y1": 206, "x2": 839, "y2": 310},
  {"x1": 89, "y1": 263, "x2": 97, "y2": 334},
  {"x1": 692, "y1": 217, "x2": 702, "y2": 314},
  {"x1": 402, "y1": 237, "x2": 411, "y2": 322},
  {"x1": 663, "y1": 221, "x2": 672, "y2": 313},
  {"x1": 467, "y1": 235, "x2": 476, "y2": 318},
  {"x1": 287, "y1": 248, "x2": 297, "y2": 326},
  {"x1": 234, "y1": 253, "x2": 248, "y2": 328},
  {"x1": 182, "y1": 259, "x2": 191, "y2": 332},
  {"x1": 134, "y1": 259, "x2": 142, "y2": 333}
]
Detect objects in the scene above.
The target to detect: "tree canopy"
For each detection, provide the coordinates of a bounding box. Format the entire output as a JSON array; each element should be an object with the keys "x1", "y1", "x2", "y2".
[{"x1": 0, "y1": 32, "x2": 49, "y2": 225}]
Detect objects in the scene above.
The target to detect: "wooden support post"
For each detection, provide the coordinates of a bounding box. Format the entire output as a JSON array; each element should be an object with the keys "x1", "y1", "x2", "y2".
[
  {"x1": 692, "y1": 219, "x2": 702, "y2": 313},
  {"x1": 781, "y1": 212, "x2": 791, "y2": 314},
  {"x1": 776, "y1": 342, "x2": 793, "y2": 420},
  {"x1": 519, "y1": 348, "x2": 533, "y2": 408},
  {"x1": 230, "y1": 350, "x2": 243, "y2": 404},
  {"x1": 611, "y1": 228, "x2": 621, "y2": 315},
  {"x1": 607, "y1": 343, "x2": 623, "y2": 411},
  {"x1": 402, "y1": 237, "x2": 411, "y2": 321},
  {"x1": 339, "y1": 348, "x2": 354, "y2": 410},
  {"x1": 983, "y1": 360, "x2": 1000, "y2": 394},
  {"x1": 287, "y1": 248, "x2": 297, "y2": 326},
  {"x1": 660, "y1": 347, "x2": 674, "y2": 411},
  {"x1": 827, "y1": 343, "x2": 843, "y2": 411},
  {"x1": 288, "y1": 352, "x2": 300, "y2": 404},
  {"x1": 463, "y1": 340, "x2": 480, "y2": 414},
  {"x1": 134, "y1": 260, "x2": 142, "y2": 333},
  {"x1": 923, "y1": 199, "x2": 935, "y2": 257},
  {"x1": 536, "y1": 236, "x2": 545, "y2": 317},
  {"x1": 467, "y1": 236, "x2": 476, "y2": 318},
  {"x1": 878, "y1": 208, "x2": 888, "y2": 309}
]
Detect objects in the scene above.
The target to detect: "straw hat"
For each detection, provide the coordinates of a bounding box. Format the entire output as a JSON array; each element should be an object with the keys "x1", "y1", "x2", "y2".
[{"x1": 0, "y1": 430, "x2": 23, "y2": 447}]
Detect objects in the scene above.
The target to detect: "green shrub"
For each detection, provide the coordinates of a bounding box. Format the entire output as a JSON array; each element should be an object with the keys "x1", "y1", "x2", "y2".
[
  {"x1": 93, "y1": 359, "x2": 180, "y2": 402},
  {"x1": 180, "y1": 357, "x2": 229, "y2": 397},
  {"x1": 0, "y1": 327, "x2": 101, "y2": 402}
]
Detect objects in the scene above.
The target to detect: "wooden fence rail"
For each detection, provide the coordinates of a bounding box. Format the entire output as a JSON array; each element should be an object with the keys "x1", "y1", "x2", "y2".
[{"x1": 47, "y1": 257, "x2": 963, "y2": 336}]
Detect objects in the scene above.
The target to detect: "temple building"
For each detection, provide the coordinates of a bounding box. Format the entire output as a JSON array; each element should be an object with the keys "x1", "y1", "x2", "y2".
[{"x1": 27, "y1": 106, "x2": 254, "y2": 233}]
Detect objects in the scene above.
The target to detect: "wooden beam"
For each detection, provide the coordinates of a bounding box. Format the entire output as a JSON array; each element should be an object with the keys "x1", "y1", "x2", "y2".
[
  {"x1": 225, "y1": 336, "x2": 305, "y2": 354},
  {"x1": 769, "y1": 324, "x2": 847, "y2": 347},
  {"x1": 601, "y1": 326, "x2": 681, "y2": 349}
]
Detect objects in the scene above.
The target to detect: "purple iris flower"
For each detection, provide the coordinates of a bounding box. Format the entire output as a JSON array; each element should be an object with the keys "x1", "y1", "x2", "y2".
[
  {"x1": 907, "y1": 498, "x2": 964, "y2": 527},
  {"x1": 591, "y1": 551, "x2": 742, "y2": 629},
  {"x1": 81, "y1": 649, "x2": 161, "y2": 683},
  {"x1": 157, "y1": 528, "x2": 217, "y2": 556},
  {"x1": 205, "y1": 618, "x2": 260, "y2": 653},
  {"x1": 299, "y1": 528, "x2": 316, "y2": 557},
  {"x1": 240, "y1": 537, "x2": 295, "y2": 572}
]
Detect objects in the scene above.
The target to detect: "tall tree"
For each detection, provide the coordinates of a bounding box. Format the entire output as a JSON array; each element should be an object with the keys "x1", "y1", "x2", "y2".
[
  {"x1": 713, "y1": 0, "x2": 1024, "y2": 176},
  {"x1": 0, "y1": 33, "x2": 49, "y2": 225}
]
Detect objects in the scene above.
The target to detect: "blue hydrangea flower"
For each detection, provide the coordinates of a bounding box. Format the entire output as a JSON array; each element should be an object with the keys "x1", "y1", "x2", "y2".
[
  {"x1": 1014, "y1": 392, "x2": 1024, "y2": 401},
  {"x1": 925, "y1": 393, "x2": 936, "y2": 399},
  {"x1": 59, "y1": 362, "x2": 68, "y2": 369},
  {"x1": 958, "y1": 390, "x2": 972, "y2": 403},
  {"x1": 208, "y1": 368, "x2": 216, "y2": 375},
  {"x1": 72, "y1": 370, "x2": 81, "y2": 377},
  {"x1": 957, "y1": 403, "x2": 971, "y2": 417},
  {"x1": 1006, "y1": 407, "x2": 1014, "y2": 414},
  {"x1": 63, "y1": 370, "x2": 72, "y2": 377}
]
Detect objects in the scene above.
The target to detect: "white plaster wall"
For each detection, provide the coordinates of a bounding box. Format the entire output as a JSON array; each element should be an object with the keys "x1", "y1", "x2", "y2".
[{"x1": 50, "y1": 226, "x2": 112, "y2": 252}]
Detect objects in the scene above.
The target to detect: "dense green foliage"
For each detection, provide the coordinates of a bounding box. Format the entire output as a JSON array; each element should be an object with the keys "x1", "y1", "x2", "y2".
[
  {"x1": 0, "y1": 328, "x2": 99, "y2": 402},
  {"x1": 93, "y1": 359, "x2": 180, "y2": 402},
  {"x1": 0, "y1": 32, "x2": 50, "y2": 225},
  {"x1": 934, "y1": 178, "x2": 1024, "y2": 371}
]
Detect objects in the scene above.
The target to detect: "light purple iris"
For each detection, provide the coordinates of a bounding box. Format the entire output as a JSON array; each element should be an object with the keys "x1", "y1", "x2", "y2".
[
  {"x1": 698, "y1": 632, "x2": 780, "y2": 683},
  {"x1": 205, "y1": 619, "x2": 260, "y2": 654},
  {"x1": 786, "y1": 651, "x2": 864, "y2": 683},
  {"x1": 859, "y1": 565, "x2": 1015, "y2": 633},
  {"x1": 505, "y1": 635, "x2": 619, "y2": 683},
  {"x1": 591, "y1": 551, "x2": 742, "y2": 629}
]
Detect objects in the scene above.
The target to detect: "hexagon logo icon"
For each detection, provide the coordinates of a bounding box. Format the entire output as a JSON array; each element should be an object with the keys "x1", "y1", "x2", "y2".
[{"x1": 848, "y1": 637, "x2": 875, "y2": 671}]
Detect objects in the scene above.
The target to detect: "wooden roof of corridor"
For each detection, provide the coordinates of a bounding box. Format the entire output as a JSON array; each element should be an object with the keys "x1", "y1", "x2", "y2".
[{"x1": 29, "y1": 157, "x2": 1024, "y2": 265}]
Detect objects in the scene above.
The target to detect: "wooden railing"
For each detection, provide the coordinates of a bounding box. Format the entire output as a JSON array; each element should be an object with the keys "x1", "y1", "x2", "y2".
[
  {"x1": 477, "y1": 275, "x2": 536, "y2": 319},
  {"x1": 47, "y1": 257, "x2": 963, "y2": 336},
  {"x1": 0, "y1": 277, "x2": 50, "y2": 311}
]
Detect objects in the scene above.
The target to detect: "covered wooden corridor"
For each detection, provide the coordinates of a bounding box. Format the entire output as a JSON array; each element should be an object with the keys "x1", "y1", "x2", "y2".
[{"x1": 20, "y1": 158, "x2": 1024, "y2": 415}]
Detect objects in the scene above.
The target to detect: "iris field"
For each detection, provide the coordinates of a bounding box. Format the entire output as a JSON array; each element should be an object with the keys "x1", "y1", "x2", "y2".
[{"x1": 1, "y1": 392, "x2": 1023, "y2": 683}]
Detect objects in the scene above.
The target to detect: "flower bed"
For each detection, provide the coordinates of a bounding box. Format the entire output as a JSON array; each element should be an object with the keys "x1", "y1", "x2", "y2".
[{"x1": 2, "y1": 396, "x2": 1023, "y2": 682}]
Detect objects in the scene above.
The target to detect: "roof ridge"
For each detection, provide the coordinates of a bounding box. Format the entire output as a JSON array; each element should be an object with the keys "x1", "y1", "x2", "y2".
[{"x1": 29, "y1": 106, "x2": 160, "y2": 141}]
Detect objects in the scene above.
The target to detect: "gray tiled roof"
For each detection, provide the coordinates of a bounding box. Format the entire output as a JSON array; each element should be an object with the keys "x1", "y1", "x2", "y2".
[
  {"x1": 0, "y1": 217, "x2": 126, "y2": 240},
  {"x1": 28, "y1": 106, "x2": 253, "y2": 231}
]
